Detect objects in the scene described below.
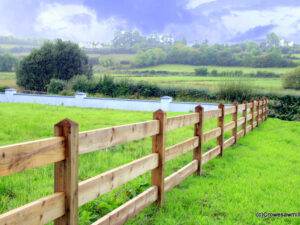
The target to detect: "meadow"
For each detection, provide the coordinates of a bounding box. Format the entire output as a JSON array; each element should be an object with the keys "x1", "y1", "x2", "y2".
[
  {"x1": 0, "y1": 103, "x2": 299, "y2": 224},
  {"x1": 132, "y1": 64, "x2": 295, "y2": 74},
  {"x1": 0, "y1": 72, "x2": 16, "y2": 88}
]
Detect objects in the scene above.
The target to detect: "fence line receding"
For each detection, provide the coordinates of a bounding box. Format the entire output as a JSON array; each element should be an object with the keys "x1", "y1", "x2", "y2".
[{"x1": 0, "y1": 98, "x2": 269, "y2": 225}]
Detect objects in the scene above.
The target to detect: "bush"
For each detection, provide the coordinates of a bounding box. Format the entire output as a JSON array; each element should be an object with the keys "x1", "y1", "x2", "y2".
[
  {"x1": 47, "y1": 79, "x2": 66, "y2": 94},
  {"x1": 256, "y1": 71, "x2": 279, "y2": 78},
  {"x1": 269, "y1": 95, "x2": 300, "y2": 121},
  {"x1": 17, "y1": 39, "x2": 92, "y2": 91},
  {"x1": 0, "y1": 86, "x2": 9, "y2": 92},
  {"x1": 283, "y1": 67, "x2": 300, "y2": 90},
  {"x1": 217, "y1": 79, "x2": 254, "y2": 102},
  {"x1": 68, "y1": 75, "x2": 93, "y2": 93},
  {"x1": 195, "y1": 67, "x2": 208, "y2": 76},
  {"x1": 211, "y1": 69, "x2": 218, "y2": 76}
]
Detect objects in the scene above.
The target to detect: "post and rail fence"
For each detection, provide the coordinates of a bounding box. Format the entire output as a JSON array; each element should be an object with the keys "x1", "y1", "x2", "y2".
[{"x1": 0, "y1": 98, "x2": 269, "y2": 225}]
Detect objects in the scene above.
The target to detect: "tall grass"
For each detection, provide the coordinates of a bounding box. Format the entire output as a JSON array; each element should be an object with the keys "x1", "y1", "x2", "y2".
[{"x1": 217, "y1": 78, "x2": 255, "y2": 102}]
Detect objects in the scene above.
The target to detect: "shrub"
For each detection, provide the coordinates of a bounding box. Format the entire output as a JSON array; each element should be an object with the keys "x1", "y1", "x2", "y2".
[
  {"x1": 217, "y1": 78, "x2": 254, "y2": 102},
  {"x1": 195, "y1": 67, "x2": 208, "y2": 76},
  {"x1": 68, "y1": 75, "x2": 92, "y2": 93},
  {"x1": 17, "y1": 39, "x2": 92, "y2": 91},
  {"x1": 269, "y1": 95, "x2": 300, "y2": 121},
  {"x1": 211, "y1": 69, "x2": 218, "y2": 76},
  {"x1": 256, "y1": 71, "x2": 279, "y2": 78},
  {"x1": 283, "y1": 67, "x2": 300, "y2": 90},
  {"x1": 47, "y1": 79, "x2": 66, "y2": 94}
]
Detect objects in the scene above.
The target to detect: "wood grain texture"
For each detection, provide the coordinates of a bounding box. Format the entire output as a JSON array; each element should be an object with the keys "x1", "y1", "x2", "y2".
[
  {"x1": 237, "y1": 117, "x2": 245, "y2": 127},
  {"x1": 0, "y1": 193, "x2": 65, "y2": 225},
  {"x1": 78, "y1": 153, "x2": 158, "y2": 206},
  {"x1": 54, "y1": 119, "x2": 79, "y2": 225},
  {"x1": 202, "y1": 145, "x2": 221, "y2": 164},
  {"x1": 217, "y1": 103, "x2": 225, "y2": 156},
  {"x1": 152, "y1": 110, "x2": 166, "y2": 205},
  {"x1": 193, "y1": 105, "x2": 203, "y2": 175},
  {"x1": 164, "y1": 160, "x2": 198, "y2": 192},
  {"x1": 166, "y1": 113, "x2": 199, "y2": 131},
  {"x1": 242, "y1": 101, "x2": 247, "y2": 137},
  {"x1": 92, "y1": 187, "x2": 158, "y2": 225},
  {"x1": 0, "y1": 137, "x2": 65, "y2": 176},
  {"x1": 79, "y1": 120, "x2": 159, "y2": 154},
  {"x1": 232, "y1": 102, "x2": 238, "y2": 144},
  {"x1": 203, "y1": 109, "x2": 221, "y2": 119},
  {"x1": 224, "y1": 106, "x2": 236, "y2": 115},
  {"x1": 237, "y1": 130, "x2": 245, "y2": 140},
  {"x1": 224, "y1": 137, "x2": 235, "y2": 149},
  {"x1": 224, "y1": 121, "x2": 235, "y2": 132},
  {"x1": 165, "y1": 137, "x2": 198, "y2": 162},
  {"x1": 203, "y1": 127, "x2": 221, "y2": 142}
]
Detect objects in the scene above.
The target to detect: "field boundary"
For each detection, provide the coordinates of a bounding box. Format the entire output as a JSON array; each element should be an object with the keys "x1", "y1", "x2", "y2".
[{"x1": 0, "y1": 98, "x2": 269, "y2": 225}]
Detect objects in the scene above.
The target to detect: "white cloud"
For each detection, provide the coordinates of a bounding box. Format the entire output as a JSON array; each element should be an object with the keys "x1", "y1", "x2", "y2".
[
  {"x1": 35, "y1": 3, "x2": 126, "y2": 43},
  {"x1": 222, "y1": 7, "x2": 300, "y2": 38},
  {"x1": 186, "y1": 0, "x2": 216, "y2": 9}
]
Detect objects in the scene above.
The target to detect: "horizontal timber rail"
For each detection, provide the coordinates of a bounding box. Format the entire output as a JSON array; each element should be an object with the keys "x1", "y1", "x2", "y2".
[{"x1": 0, "y1": 98, "x2": 268, "y2": 225}]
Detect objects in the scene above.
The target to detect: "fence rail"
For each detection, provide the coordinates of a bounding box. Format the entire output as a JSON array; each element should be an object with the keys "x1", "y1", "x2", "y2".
[{"x1": 0, "y1": 98, "x2": 269, "y2": 225}]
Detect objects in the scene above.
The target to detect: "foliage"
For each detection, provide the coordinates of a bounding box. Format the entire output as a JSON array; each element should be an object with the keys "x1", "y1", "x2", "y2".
[
  {"x1": 135, "y1": 48, "x2": 167, "y2": 67},
  {"x1": 195, "y1": 67, "x2": 208, "y2": 76},
  {"x1": 269, "y1": 95, "x2": 300, "y2": 121},
  {"x1": 16, "y1": 39, "x2": 92, "y2": 91},
  {"x1": 283, "y1": 67, "x2": 300, "y2": 90},
  {"x1": 216, "y1": 78, "x2": 254, "y2": 102},
  {"x1": 47, "y1": 79, "x2": 66, "y2": 94},
  {"x1": 0, "y1": 54, "x2": 17, "y2": 71}
]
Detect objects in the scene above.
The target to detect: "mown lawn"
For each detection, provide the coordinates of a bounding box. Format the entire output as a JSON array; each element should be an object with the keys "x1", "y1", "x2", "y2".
[{"x1": 0, "y1": 103, "x2": 299, "y2": 225}]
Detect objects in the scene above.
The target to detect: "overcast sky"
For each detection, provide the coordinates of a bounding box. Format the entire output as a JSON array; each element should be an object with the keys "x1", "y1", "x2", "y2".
[{"x1": 1, "y1": 0, "x2": 300, "y2": 43}]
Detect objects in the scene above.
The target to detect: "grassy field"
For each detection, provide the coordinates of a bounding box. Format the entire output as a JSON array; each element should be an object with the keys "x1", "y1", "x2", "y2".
[
  {"x1": 133, "y1": 64, "x2": 295, "y2": 74},
  {"x1": 108, "y1": 73, "x2": 300, "y2": 96},
  {"x1": 0, "y1": 72, "x2": 16, "y2": 88},
  {"x1": 0, "y1": 103, "x2": 299, "y2": 224}
]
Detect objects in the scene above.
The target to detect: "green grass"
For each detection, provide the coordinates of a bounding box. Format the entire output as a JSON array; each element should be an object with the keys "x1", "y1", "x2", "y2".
[
  {"x1": 133, "y1": 64, "x2": 294, "y2": 74},
  {"x1": 108, "y1": 73, "x2": 300, "y2": 96},
  {"x1": 0, "y1": 103, "x2": 299, "y2": 224},
  {"x1": 0, "y1": 72, "x2": 16, "y2": 88}
]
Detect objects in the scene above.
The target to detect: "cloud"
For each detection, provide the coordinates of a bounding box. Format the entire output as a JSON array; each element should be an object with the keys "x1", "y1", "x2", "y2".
[
  {"x1": 34, "y1": 3, "x2": 127, "y2": 43},
  {"x1": 222, "y1": 6, "x2": 300, "y2": 41},
  {"x1": 186, "y1": 0, "x2": 216, "y2": 9}
]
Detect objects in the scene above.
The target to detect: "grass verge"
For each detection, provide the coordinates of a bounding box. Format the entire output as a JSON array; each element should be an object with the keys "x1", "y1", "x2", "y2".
[{"x1": 0, "y1": 103, "x2": 299, "y2": 224}]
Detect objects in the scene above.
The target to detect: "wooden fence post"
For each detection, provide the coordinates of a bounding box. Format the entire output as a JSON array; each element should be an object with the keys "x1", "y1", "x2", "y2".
[
  {"x1": 262, "y1": 98, "x2": 266, "y2": 121},
  {"x1": 265, "y1": 98, "x2": 269, "y2": 120},
  {"x1": 232, "y1": 102, "x2": 238, "y2": 144},
  {"x1": 217, "y1": 103, "x2": 225, "y2": 156},
  {"x1": 54, "y1": 119, "x2": 79, "y2": 225},
  {"x1": 242, "y1": 100, "x2": 247, "y2": 136},
  {"x1": 250, "y1": 99, "x2": 254, "y2": 130},
  {"x1": 194, "y1": 105, "x2": 204, "y2": 175},
  {"x1": 264, "y1": 98, "x2": 268, "y2": 121},
  {"x1": 256, "y1": 99, "x2": 260, "y2": 127},
  {"x1": 152, "y1": 109, "x2": 166, "y2": 205}
]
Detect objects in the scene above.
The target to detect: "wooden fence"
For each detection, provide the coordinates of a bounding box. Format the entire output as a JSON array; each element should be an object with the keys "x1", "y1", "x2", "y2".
[{"x1": 0, "y1": 98, "x2": 269, "y2": 225}]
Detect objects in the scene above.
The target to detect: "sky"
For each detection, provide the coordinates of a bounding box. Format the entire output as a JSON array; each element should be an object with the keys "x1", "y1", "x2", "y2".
[{"x1": 1, "y1": 0, "x2": 300, "y2": 44}]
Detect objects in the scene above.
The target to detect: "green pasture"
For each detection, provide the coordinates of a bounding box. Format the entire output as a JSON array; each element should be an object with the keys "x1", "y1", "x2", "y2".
[
  {"x1": 0, "y1": 103, "x2": 299, "y2": 224},
  {"x1": 133, "y1": 64, "x2": 294, "y2": 74}
]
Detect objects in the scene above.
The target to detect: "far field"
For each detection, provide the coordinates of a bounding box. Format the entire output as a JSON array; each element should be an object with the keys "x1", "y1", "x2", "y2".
[
  {"x1": 1, "y1": 62, "x2": 300, "y2": 95},
  {"x1": 132, "y1": 64, "x2": 295, "y2": 74},
  {"x1": 0, "y1": 103, "x2": 299, "y2": 225}
]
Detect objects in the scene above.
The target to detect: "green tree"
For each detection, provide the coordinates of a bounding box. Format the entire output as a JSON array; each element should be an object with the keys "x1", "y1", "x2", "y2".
[
  {"x1": 17, "y1": 39, "x2": 92, "y2": 91},
  {"x1": 0, "y1": 54, "x2": 17, "y2": 71},
  {"x1": 135, "y1": 48, "x2": 166, "y2": 67}
]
